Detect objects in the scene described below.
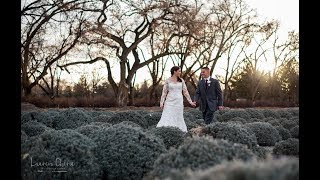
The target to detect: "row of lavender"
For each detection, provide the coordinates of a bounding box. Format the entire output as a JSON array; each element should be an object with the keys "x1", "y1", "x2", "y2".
[{"x1": 21, "y1": 107, "x2": 299, "y2": 180}]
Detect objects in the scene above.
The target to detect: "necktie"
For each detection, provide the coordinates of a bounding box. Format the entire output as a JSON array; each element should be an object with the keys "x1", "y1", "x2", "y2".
[{"x1": 205, "y1": 79, "x2": 208, "y2": 88}]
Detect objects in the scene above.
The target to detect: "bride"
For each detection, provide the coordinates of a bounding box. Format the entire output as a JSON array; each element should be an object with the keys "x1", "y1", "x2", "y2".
[{"x1": 156, "y1": 66, "x2": 196, "y2": 132}]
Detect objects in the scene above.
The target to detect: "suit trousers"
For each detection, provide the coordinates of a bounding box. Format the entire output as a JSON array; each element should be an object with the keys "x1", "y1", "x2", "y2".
[{"x1": 203, "y1": 102, "x2": 214, "y2": 124}]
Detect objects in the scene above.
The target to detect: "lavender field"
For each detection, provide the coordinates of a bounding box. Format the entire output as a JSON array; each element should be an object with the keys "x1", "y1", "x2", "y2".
[{"x1": 21, "y1": 105, "x2": 299, "y2": 180}]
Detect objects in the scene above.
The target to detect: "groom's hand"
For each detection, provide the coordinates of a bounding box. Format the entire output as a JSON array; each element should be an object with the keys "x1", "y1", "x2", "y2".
[{"x1": 218, "y1": 106, "x2": 224, "y2": 110}]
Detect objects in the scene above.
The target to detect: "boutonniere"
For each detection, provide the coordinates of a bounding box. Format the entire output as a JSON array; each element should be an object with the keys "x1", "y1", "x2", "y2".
[{"x1": 207, "y1": 80, "x2": 211, "y2": 86}]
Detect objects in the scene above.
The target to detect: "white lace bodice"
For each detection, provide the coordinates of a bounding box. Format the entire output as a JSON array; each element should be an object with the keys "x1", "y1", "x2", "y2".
[{"x1": 160, "y1": 78, "x2": 193, "y2": 106}]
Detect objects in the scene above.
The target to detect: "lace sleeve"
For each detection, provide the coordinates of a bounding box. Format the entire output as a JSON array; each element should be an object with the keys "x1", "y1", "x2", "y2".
[
  {"x1": 160, "y1": 80, "x2": 169, "y2": 106},
  {"x1": 182, "y1": 79, "x2": 193, "y2": 104}
]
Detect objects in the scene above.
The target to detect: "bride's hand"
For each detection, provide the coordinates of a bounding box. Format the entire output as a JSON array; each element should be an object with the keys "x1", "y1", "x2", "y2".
[
  {"x1": 160, "y1": 104, "x2": 164, "y2": 109},
  {"x1": 190, "y1": 102, "x2": 196, "y2": 107}
]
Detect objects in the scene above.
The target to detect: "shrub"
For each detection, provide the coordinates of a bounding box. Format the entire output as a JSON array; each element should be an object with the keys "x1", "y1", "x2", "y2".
[
  {"x1": 185, "y1": 109, "x2": 203, "y2": 119},
  {"x1": 115, "y1": 121, "x2": 143, "y2": 129},
  {"x1": 93, "y1": 114, "x2": 112, "y2": 123},
  {"x1": 229, "y1": 117, "x2": 247, "y2": 124},
  {"x1": 280, "y1": 119, "x2": 298, "y2": 130},
  {"x1": 89, "y1": 121, "x2": 112, "y2": 128},
  {"x1": 219, "y1": 109, "x2": 250, "y2": 122},
  {"x1": 142, "y1": 111, "x2": 162, "y2": 128},
  {"x1": 273, "y1": 138, "x2": 299, "y2": 157},
  {"x1": 184, "y1": 111, "x2": 196, "y2": 122},
  {"x1": 21, "y1": 110, "x2": 53, "y2": 127},
  {"x1": 213, "y1": 109, "x2": 230, "y2": 122},
  {"x1": 108, "y1": 111, "x2": 148, "y2": 128},
  {"x1": 266, "y1": 119, "x2": 282, "y2": 127},
  {"x1": 91, "y1": 124, "x2": 167, "y2": 179},
  {"x1": 290, "y1": 126, "x2": 299, "y2": 138},
  {"x1": 250, "y1": 145, "x2": 268, "y2": 159},
  {"x1": 247, "y1": 118, "x2": 261, "y2": 123},
  {"x1": 262, "y1": 117, "x2": 275, "y2": 122},
  {"x1": 21, "y1": 129, "x2": 101, "y2": 179},
  {"x1": 21, "y1": 120, "x2": 52, "y2": 137},
  {"x1": 21, "y1": 130, "x2": 28, "y2": 144},
  {"x1": 51, "y1": 108, "x2": 93, "y2": 130},
  {"x1": 147, "y1": 137, "x2": 254, "y2": 179},
  {"x1": 277, "y1": 109, "x2": 293, "y2": 119},
  {"x1": 245, "y1": 108, "x2": 265, "y2": 119},
  {"x1": 163, "y1": 157, "x2": 299, "y2": 180},
  {"x1": 75, "y1": 124, "x2": 105, "y2": 139},
  {"x1": 275, "y1": 126, "x2": 292, "y2": 140},
  {"x1": 289, "y1": 116, "x2": 299, "y2": 124},
  {"x1": 148, "y1": 126, "x2": 185, "y2": 150},
  {"x1": 245, "y1": 122, "x2": 281, "y2": 146},
  {"x1": 261, "y1": 109, "x2": 281, "y2": 119},
  {"x1": 87, "y1": 110, "x2": 115, "y2": 118},
  {"x1": 287, "y1": 107, "x2": 299, "y2": 117},
  {"x1": 184, "y1": 118, "x2": 200, "y2": 130},
  {"x1": 203, "y1": 122, "x2": 257, "y2": 148}
]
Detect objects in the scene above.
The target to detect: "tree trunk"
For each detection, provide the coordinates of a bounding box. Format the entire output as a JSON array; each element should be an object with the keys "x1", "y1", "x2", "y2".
[
  {"x1": 23, "y1": 86, "x2": 32, "y2": 97},
  {"x1": 128, "y1": 85, "x2": 134, "y2": 106},
  {"x1": 149, "y1": 84, "x2": 157, "y2": 106},
  {"x1": 116, "y1": 81, "x2": 129, "y2": 107}
]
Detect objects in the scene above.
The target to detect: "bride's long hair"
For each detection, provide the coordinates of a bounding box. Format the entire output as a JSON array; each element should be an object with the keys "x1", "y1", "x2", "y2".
[{"x1": 170, "y1": 66, "x2": 182, "y2": 82}]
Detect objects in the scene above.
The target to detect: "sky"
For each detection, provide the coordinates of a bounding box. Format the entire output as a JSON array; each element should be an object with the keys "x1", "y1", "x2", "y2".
[
  {"x1": 245, "y1": 0, "x2": 299, "y2": 36},
  {"x1": 61, "y1": 0, "x2": 299, "y2": 87}
]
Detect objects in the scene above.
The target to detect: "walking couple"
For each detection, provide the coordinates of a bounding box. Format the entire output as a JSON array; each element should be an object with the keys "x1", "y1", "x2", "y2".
[{"x1": 156, "y1": 66, "x2": 223, "y2": 132}]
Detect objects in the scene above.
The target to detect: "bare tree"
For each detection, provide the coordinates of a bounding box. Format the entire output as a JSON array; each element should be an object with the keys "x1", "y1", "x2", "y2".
[
  {"x1": 21, "y1": 0, "x2": 91, "y2": 96},
  {"x1": 58, "y1": 0, "x2": 206, "y2": 107}
]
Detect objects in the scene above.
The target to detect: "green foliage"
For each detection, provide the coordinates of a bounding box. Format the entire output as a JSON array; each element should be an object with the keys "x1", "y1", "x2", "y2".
[
  {"x1": 108, "y1": 111, "x2": 148, "y2": 128},
  {"x1": 185, "y1": 108, "x2": 203, "y2": 119},
  {"x1": 245, "y1": 122, "x2": 281, "y2": 146},
  {"x1": 21, "y1": 110, "x2": 54, "y2": 127},
  {"x1": 280, "y1": 118, "x2": 298, "y2": 130},
  {"x1": 148, "y1": 126, "x2": 185, "y2": 150},
  {"x1": 219, "y1": 109, "x2": 250, "y2": 122},
  {"x1": 75, "y1": 124, "x2": 105, "y2": 139},
  {"x1": 273, "y1": 138, "x2": 299, "y2": 157},
  {"x1": 142, "y1": 111, "x2": 162, "y2": 128},
  {"x1": 229, "y1": 117, "x2": 247, "y2": 124},
  {"x1": 275, "y1": 126, "x2": 292, "y2": 140},
  {"x1": 89, "y1": 121, "x2": 112, "y2": 127},
  {"x1": 203, "y1": 122, "x2": 257, "y2": 148},
  {"x1": 162, "y1": 157, "x2": 299, "y2": 180},
  {"x1": 21, "y1": 120, "x2": 52, "y2": 137},
  {"x1": 287, "y1": 107, "x2": 299, "y2": 117},
  {"x1": 277, "y1": 109, "x2": 294, "y2": 119},
  {"x1": 290, "y1": 126, "x2": 299, "y2": 138},
  {"x1": 51, "y1": 108, "x2": 93, "y2": 130},
  {"x1": 245, "y1": 108, "x2": 265, "y2": 119},
  {"x1": 21, "y1": 130, "x2": 28, "y2": 144},
  {"x1": 91, "y1": 124, "x2": 166, "y2": 179},
  {"x1": 21, "y1": 129, "x2": 101, "y2": 179},
  {"x1": 147, "y1": 137, "x2": 254, "y2": 179},
  {"x1": 261, "y1": 109, "x2": 281, "y2": 119},
  {"x1": 250, "y1": 145, "x2": 268, "y2": 159}
]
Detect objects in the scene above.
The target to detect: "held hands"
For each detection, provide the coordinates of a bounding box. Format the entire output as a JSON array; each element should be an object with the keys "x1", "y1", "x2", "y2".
[
  {"x1": 218, "y1": 106, "x2": 224, "y2": 110},
  {"x1": 160, "y1": 104, "x2": 164, "y2": 109},
  {"x1": 190, "y1": 101, "x2": 197, "y2": 107}
]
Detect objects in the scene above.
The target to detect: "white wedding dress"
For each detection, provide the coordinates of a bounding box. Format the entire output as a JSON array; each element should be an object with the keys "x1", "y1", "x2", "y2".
[{"x1": 156, "y1": 78, "x2": 193, "y2": 132}]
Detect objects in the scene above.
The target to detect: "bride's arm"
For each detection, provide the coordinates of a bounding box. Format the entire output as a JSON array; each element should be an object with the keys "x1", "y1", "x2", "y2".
[
  {"x1": 160, "y1": 80, "x2": 169, "y2": 107},
  {"x1": 182, "y1": 79, "x2": 193, "y2": 104}
]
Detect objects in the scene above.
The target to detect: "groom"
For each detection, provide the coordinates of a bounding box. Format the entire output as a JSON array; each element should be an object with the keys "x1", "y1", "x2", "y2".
[{"x1": 193, "y1": 67, "x2": 223, "y2": 124}]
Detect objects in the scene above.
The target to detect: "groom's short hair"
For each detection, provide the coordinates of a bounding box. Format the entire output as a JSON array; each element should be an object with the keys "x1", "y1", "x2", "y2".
[{"x1": 202, "y1": 67, "x2": 210, "y2": 71}]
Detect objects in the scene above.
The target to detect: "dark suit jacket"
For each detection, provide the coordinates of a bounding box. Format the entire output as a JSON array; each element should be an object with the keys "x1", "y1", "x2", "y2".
[{"x1": 193, "y1": 78, "x2": 223, "y2": 112}]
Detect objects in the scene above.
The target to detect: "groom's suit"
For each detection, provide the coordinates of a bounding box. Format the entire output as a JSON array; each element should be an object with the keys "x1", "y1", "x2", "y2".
[{"x1": 193, "y1": 77, "x2": 223, "y2": 124}]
